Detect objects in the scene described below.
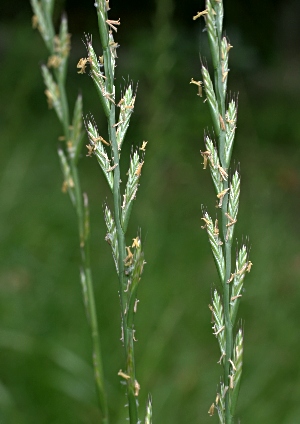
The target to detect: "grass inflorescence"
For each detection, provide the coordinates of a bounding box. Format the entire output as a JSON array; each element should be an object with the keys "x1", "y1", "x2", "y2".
[
  {"x1": 192, "y1": 1, "x2": 252, "y2": 422},
  {"x1": 78, "y1": 1, "x2": 151, "y2": 423},
  {"x1": 30, "y1": 0, "x2": 108, "y2": 422}
]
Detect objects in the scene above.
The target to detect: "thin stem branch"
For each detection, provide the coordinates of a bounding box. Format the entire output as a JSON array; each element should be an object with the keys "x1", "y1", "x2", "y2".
[
  {"x1": 71, "y1": 162, "x2": 109, "y2": 424},
  {"x1": 59, "y1": 64, "x2": 109, "y2": 424}
]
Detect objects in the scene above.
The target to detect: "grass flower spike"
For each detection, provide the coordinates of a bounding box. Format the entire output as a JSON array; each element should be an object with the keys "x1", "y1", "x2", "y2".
[
  {"x1": 192, "y1": 1, "x2": 252, "y2": 422},
  {"x1": 30, "y1": 1, "x2": 108, "y2": 422},
  {"x1": 79, "y1": 1, "x2": 150, "y2": 423}
]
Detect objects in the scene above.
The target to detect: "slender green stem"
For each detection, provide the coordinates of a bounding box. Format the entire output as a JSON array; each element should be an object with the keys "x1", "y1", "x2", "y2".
[
  {"x1": 60, "y1": 77, "x2": 109, "y2": 424},
  {"x1": 70, "y1": 162, "x2": 109, "y2": 424},
  {"x1": 58, "y1": 53, "x2": 108, "y2": 422}
]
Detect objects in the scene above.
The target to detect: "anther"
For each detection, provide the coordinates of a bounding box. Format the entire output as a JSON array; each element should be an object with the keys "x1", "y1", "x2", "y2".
[
  {"x1": 190, "y1": 78, "x2": 203, "y2": 97},
  {"x1": 229, "y1": 374, "x2": 234, "y2": 389},
  {"x1": 208, "y1": 403, "x2": 215, "y2": 416},
  {"x1": 139, "y1": 141, "x2": 148, "y2": 152},
  {"x1": 219, "y1": 114, "x2": 226, "y2": 131},
  {"x1": 193, "y1": 9, "x2": 208, "y2": 20},
  {"x1": 228, "y1": 359, "x2": 237, "y2": 371},
  {"x1": 118, "y1": 370, "x2": 130, "y2": 380},
  {"x1": 106, "y1": 19, "x2": 121, "y2": 32},
  {"x1": 200, "y1": 150, "x2": 211, "y2": 169},
  {"x1": 218, "y1": 165, "x2": 228, "y2": 181},
  {"x1": 225, "y1": 212, "x2": 237, "y2": 227},
  {"x1": 213, "y1": 325, "x2": 225, "y2": 336},
  {"x1": 217, "y1": 188, "x2": 230, "y2": 207},
  {"x1": 107, "y1": 163, "x2": 118, "y2": 173},
  {"x1": 135, "y1": 161, "x2": 144, "y2": 177},
  {"x1": 217, "y1": 352, "x2": 226, "y2": 364}
]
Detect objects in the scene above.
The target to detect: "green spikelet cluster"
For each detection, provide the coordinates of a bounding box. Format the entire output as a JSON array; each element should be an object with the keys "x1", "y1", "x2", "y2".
[
  {"x1": 30, "y1": 1, "x2": 108, "y2": 422},
  {"x1": 192, "y1": 1, "x2": 252, "y2": 422},
  {"x1": 79, "y1": 1, "x2": 150, "y2": 422}
]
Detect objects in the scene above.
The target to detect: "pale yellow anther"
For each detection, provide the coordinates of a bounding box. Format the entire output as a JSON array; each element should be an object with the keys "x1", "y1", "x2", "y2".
[
  {"x1": 134, "y1": 299, "x2": 139, "y2": 313},
  {"x1": 201, "y1": 217, "x2": 212, "y2": 229},
  {"x1": 47, "y1": 55, "x2": 61, "y2": 69},
  {"x1": 117, "y1": 98, "x2": 124, "y2": 107},
  {"x1": 226, "y1": 116, "x2": 235, "y2": 126},
  {"x1": 217, "y1": 188, "x2": 230, "y2": 207},
  {"x1": 236, "y1": 263, "x2": 248, "y2": 275},
  {"x1": 228, "y1": 359, "x2": 237, "y2": 371},
  {"x1": 103, "y1": 92, "x2": 115, "y2": 104},
  {"x1": 218, "y1": 165, "x2": 228, "y2": 181},
  {"x1": 124, "y1": 246, "x2": 134, "y2": 266},
  {"x1": 229, "y1": 374, "x2": 234, "y2": 389},
  {"x1": 217, "y1": 352, "x2": 226, "y2": 364},
  {"x1": 106, "y1": 163, "x2": 118, "y2": 173},
  {"x1": 124, "y1": 279, "x2": 131, "y2": 293},
  {"x1": 134, "y1": 380, "x2": 140, "y2": 396},
  {"x1": 132, "y1": 237, "x2": 140, "y2": 248},
  {"x1": 214, "y1": 219, "x2": 219, "y2": 237},
  {"x1": 77, "y1": 57, "x2": 88, "y2": 74},
  {"x1": 213, "y1": 325, "x2": 225, "y2": 336},
  {"x1": 106, "y1": 18, "x2": 120, "y2": 32},
  {"x1": 193, "y1": 9, "x2": 208, "y2": 20},
  {"x1": 227, "y1": 273, "x2": 235, "y2": 283},
  {"x1": 200, "y1": 150, "x2": 211, "y2": 169},
  {"x1": 247, "y1": 261, "x2": 253, "y2": 272},
  {"x1": 190, "y1": 78, "x2": 203, "y2": 97},
  {"x1": 112, "y1": 120, "x2": 124, "y2": 128},
  {"x1": 135, "y1": 161, "x2": 144, "y2": 177},
  {"x1": 217, "y1": 188, "x2": 230, "y2": 199},
  {"x1": 90, "y1": 134, "x2": 110, "y2": 146},
  {"x1": 208, "y1": 403, "x2": 215, "y2": 416},
  {"x1": 86, "y1": 144, "x2": 94, "y2": 157},
  {"x1": 219, "y1": 114, "x2": 226, "y2": 131},
  {"x1": 139, "y1": 141, "x2": 148, "y2": 152},
  {"x1": 222, "y1": 71, "x2": 228, "y2": 82},
  {"x1": 225, "y1": 212, "x2": 237, "y2": 227},
  {"x1": 118, "y1": 370, "x2": 130, "y2": 380}
]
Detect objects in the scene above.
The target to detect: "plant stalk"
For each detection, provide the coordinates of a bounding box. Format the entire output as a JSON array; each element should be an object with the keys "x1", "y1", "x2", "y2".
[
  {"x1": 193, "y1": 0, "x2": 251, "y2": 422},
  {"x1": 96, "y1": 1, "x2": 139, "y2": 421},
  {"x1": 30, "y1": 2, "x2": 109, "y2": 421},
  {"x1": 59, "y1": 79, "x2": 109, "y2": 424},
  {"x1": 71, "y1": 161, "x2": 109, "y2": 424}
]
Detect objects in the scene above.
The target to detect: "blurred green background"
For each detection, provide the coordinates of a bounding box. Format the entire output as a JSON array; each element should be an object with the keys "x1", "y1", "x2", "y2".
[{"x1": 1, "y1": 0, "x2": 300, "y2": 422}]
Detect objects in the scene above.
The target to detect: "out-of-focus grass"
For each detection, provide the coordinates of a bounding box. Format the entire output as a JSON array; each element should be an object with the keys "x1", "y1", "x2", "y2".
[{"x1": 1, "y1": 7, "x2": 300, "y2": 424}]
